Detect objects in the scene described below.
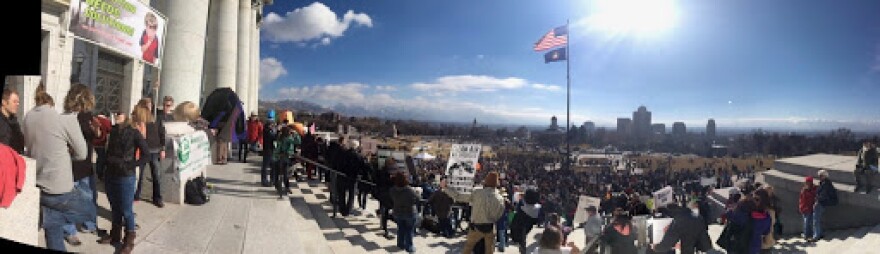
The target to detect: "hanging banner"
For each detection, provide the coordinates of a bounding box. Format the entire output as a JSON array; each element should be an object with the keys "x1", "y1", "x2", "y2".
[
  {"x1": 68, "y1": 0, "x2": 167, "y2": 67},
  {"x1": 445, "y1": 144, "x2": 482, "y2": 194},
  {"x1": 653, "y1": 186, "x2": 674, "y2": 209},
  {"x1": 172, "y1": 131, "x2": 211, "y2": 174}
]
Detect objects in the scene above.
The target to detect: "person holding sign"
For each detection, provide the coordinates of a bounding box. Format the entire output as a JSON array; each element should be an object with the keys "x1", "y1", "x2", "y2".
[{"x1": 440, "y1": 172, "x2": 505, "y2": 254}]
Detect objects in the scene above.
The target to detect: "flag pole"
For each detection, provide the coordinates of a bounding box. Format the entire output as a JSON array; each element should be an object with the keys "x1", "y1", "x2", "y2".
[{"x1": 565, "y1": 19, "x2": 571, "y2": 171}]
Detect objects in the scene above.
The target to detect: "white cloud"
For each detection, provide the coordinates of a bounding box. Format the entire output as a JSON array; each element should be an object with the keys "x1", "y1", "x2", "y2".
[
  {"x1": 262, "y1": 2, "x2": 373, "y2": 44},
  {"x1": 375, "y1": 85, "x2": 398, "y2": 91},
  {"x1": 531, "y1": 83, "x2": 562, "y2": 91},
  {"x1": 411, "y1": 75, "x2": 528, "y2": 93},
  {"x1": 277, "y1": 83, "x2": 369, "y2": 104},
  {"x1": 477, "y1": 54, "x2": 485, "y2": 60},
  {"x1": 259, "y1": 57, "x2": 287, "y2": 86}
]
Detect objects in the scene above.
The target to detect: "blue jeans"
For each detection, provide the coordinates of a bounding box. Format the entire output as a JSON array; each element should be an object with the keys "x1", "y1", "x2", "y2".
[
  {"x1": 135, "y1": 152, "x2": 163, "y2": 202},
  {"x1": 813, "y1": 205, "x2": 825, "y2": 238},
  {"x1": 106, "y1": 176, "x2": 137, "y2": 231},
  {"x1": 261, "y1": 152, "x2": 274, "y2": 185},
  {"x1": 802, "y1": 212, "x2": 814, "y2": 237},
  {"x1": 496, "y1": 224, "x2": 508, "y2": 251},
  {"x1": 62, "y1": 176, "x2": 98, "y2": 236},
  {"x1": 41, "y1": 190, "x2": 90, "y2": 251},
  {"x1": 396, "y1": 213, "x2": 417, "y2": 252}
]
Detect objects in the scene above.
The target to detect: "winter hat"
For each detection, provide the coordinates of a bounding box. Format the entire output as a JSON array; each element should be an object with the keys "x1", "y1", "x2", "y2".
[{"x1": 805, "y1": 176, "x2": 814, "y2": 184}]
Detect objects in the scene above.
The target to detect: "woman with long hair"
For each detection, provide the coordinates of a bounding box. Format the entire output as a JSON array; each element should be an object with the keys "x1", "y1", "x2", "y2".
[
  {"x1": 600, "y1": 209, "x2": 637, "y2": 254},
  {"x1": 60, "y1": 83, "x2": 101, "y2": 244},
  {"x1": 97, "y1": 106, "x2": 150, "y2": 254}
]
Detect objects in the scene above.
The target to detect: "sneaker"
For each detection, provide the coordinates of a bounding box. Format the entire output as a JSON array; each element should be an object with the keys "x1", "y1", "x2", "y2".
[
  {"x1": 154, "y1": 200, "x2": 165, "y2": 208},
  {"x1": 64, "y1": 235, "x2": 82, "y2": 246}
]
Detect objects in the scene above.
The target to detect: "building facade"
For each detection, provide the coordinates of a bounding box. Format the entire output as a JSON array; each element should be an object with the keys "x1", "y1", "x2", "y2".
[
  {"x1": 616, "y1": 118, "x2": 632, "y2": 137},
  {"x1": 10, "y1": 0, "x2": 271, "y2": 119},
  {"x1": 632, "y1": 106, "x2": 652, "y2": 140},
  {"x1": 652, "y1": 123, "x2": 666, "y2": 135},
  {"x1": 707, "y1": 118, "x2": 716, "y2": 139},
  {"x1": 672, "y1": 122, "x2": 687, "y2": 136}
]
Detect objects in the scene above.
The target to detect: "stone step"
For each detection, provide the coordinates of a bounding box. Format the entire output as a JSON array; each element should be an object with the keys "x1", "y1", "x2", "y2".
[
  {"x1": 834, "y1": 225, "x2": 877, "y2": 254},
  {"x1": 762, "y1": 170, "x2": 880, "y2": 210},
  {"x1": 774, "y1": 154, "x2": 879, "y2": 189},
  {"x1": 839, "y1": 224, "x2": 880, "y2": 254}
]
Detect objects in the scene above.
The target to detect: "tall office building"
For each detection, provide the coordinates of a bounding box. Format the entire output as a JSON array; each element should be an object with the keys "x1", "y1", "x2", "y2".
[
  {"x1": 583, "y1": 121, "x2": 596, "y2": 134},
  {"x1": 632, "y1": 106, "x2": 652, "y2": 140},
  {"x1": 617, "y1": 118, "x2": 632, "y2": 137},
  {"x1": 672, "y1": 122, "x2": 687, "y2": 136},
  {"x1": 548, "y1": 116, "x2": 560, "y2": 132},
  {"x1": 707, "y1": 119, "x2": 716, "y2": 138},
  {"x1": 652, "y1": 123, "x2": 666, "y2": 135}
]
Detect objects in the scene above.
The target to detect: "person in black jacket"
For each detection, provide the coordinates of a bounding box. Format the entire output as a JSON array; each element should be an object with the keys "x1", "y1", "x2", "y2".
[
  {"x1": 97, "y1": 106, "x2": 151, "y2": 254},
  {"x1": 810, "y1": 169, "x2": 837, "y2": 242},
  {"x1": 260, "y1": 120, "x2": 277, "y2": 187},
  {"x1": 653, "y1": 201, "x2": 713, "y2": 254},
  {"x1": 133, "y1": 98, "x2": 167, "y2": 208},
  {"x1": 0, "y1": 88, "x2": 24, "y2": 154},
  {"x1": 374, "y1": 157, "x2": 396, "y2": 239},
  {"x1": 855, "y1": 140, "x2": 878, "y2": 194}
]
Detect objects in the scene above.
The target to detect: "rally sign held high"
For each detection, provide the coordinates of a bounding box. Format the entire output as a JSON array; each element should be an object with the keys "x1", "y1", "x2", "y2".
[
  {"x1": 445, "y1": 144, "x2": 482, "y2": 194},
  {"x1": 653, "y1": 186, "x2": 674, "y2": 208}
]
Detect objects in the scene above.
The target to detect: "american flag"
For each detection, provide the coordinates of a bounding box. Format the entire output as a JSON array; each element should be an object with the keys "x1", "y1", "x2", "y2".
[{"x1": 534, "y1": 25, "x2": 568, "y2": 51}]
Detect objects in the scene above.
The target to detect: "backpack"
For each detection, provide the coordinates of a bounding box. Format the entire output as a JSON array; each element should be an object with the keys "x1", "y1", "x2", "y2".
[
  {"x1": 524, "y1": 189, "x2": 540, "y2": 205},
  {"x1": 105, "y1": 126, "x2": 138, "y2": 176},
  {"x1": 716, "y1": 212, "x2": 753, "y2": 253},
  {"x1": 185, "y1": 176, "x2": 210, "y2": 205}
]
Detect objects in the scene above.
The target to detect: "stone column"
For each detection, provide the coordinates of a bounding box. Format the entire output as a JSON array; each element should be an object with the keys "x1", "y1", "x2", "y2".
[
  {"x1": 236, "y1": 0, "x2": 252, "y2": 114},
  {"x1": 156, "y1": 0, "x2": 210, "y2": 107},
  {"x1": 249, "y1": 12, "x2": 260, "y2": 113},
  {"x1": 204, "y1": 0, "x2": 239, "y2": 93},
  {"x1": 121, "y1": 61, "x2": 145, "y2": 113}
]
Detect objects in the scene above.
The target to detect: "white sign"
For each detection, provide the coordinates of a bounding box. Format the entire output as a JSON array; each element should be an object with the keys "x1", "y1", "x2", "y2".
[
  {"x1": 650, "y1": 218, "x2": 674, "y2": 244},
  {"x1": 68, "y1": 0, "x2": 167, "y2": 67},
  {"x1": 700, "y1": 177, "x2": 715, "y2": 187},
  {"x1": 445, "y1": 144, "x2": 482, "y2": 194},
  {"x1": 573, "y1": 195, "x2": 602, "y2": 225},
  {"x1": 173, "y1": 131, "x2": 210, "y2": 174},
  {"x1": 653, "y1": 186, "x2": 674, "y2": 209}
]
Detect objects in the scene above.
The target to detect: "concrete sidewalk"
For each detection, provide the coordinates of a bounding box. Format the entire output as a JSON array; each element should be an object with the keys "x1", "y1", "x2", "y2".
[{"x1": 38, "y1": 158, "x2": 330, "y2": 254}]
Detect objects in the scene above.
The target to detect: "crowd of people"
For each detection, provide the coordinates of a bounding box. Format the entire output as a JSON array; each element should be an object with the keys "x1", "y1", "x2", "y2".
[
  {"x1": 1, "y1": 82, "x2": 877, "y2": 254},
  {"x1": 0, "y1": 84, "x2": 236, "y2": 253}
]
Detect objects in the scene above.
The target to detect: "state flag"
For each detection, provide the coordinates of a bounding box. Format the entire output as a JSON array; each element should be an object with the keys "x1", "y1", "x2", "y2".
[{"x1": 544, "y1": 47, "x2": 567, "y2": 63}]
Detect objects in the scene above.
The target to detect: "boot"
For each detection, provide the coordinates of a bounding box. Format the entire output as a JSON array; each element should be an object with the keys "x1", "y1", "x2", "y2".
[
  {"x1": 97, "y1": 224, "x2": 121, "y2": 245},
  {"x1": 120, "y1": 230, "x2": 136, "y2": 254}
]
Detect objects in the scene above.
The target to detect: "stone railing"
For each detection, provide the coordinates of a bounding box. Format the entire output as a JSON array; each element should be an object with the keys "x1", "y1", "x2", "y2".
[{"x1": 0, "y1": 156, "x2": 40, "y2": 246}]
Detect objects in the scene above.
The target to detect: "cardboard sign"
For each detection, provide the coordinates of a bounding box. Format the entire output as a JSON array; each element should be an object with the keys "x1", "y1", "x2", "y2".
[
  {"x1": 445, "y1": 144, "x2": 481, "y2": 194},
  {"x1": 573, "y1": 195, "x2": 602, "y2": 225},
  {"x1": 650, "y1": 218, "x2": 674, "y2": 245},
  {"x1": 700, "y1": 177, "x2": 715, "y2": 187},
  {"x1": 653, "y1": 186, "x2": 674, "y2": 208}
]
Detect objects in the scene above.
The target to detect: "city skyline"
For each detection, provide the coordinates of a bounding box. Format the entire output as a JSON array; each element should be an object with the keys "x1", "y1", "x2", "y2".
[{"x1": 258, "y1": 1, "x2": 880, "y2": 131}]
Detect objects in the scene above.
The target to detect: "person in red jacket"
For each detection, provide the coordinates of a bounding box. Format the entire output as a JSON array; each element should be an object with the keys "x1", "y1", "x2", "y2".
[
  {"x1": 241, "y1": 113, "x2": 262, "y2": 163},
  {"x1": 798, "y1": 176, "x2": 817, "y2": 239}
]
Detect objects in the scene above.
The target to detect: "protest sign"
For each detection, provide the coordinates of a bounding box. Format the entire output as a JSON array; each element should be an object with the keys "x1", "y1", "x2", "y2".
[
  {"x1": 700, "y1": 177, "x2": 715, "y2": 187},
  {"x1": 445, "y1": 144, "x2": 481, "y2": 194},
  {"x1": 650, "y1": 218, "x2": 674, "y2": 244},
  {"x1": 573, "y1": 195, "x2": 602, "y2": 225},
  {"x1": 172, "y1": 131, "x2": 210, "y2": 174},
  {"x1": 653, "y1": 186, "x2": 674, "y2": 208}
]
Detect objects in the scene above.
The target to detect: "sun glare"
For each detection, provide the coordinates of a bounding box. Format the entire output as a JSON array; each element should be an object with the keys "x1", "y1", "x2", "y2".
[{"x1": 588, "y1": 0, "x2": 679, "y2": 36}]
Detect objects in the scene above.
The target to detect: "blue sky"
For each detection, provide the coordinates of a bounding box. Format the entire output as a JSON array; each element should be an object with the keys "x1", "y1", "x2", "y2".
[{"x1": 258, "y1": 0, "x2": 880, "y2": 131}]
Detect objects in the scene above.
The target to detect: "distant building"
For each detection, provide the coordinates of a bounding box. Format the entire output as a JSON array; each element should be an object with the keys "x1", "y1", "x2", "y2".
[
  {"x1": 652, "y1": 123, "x2": 666, "y2": 135},
  {"x1": 672, "y1": 122, "x2": 687, "y2": 136},
  {"x1": 548, "y1": 116, "x2": 560, "y2": 132},
  {"x1": 707, "y1": 119, "x2": 716, "y2": 138},
  {"x1": 583, "y1": 121, "x2": 596, "y2": 134},
  {"x1": 617, "y1": 118, "x2": 632, "y2": 137},
  {"x1": 632, "y1": 106, "x2": 652, "y2": 140}
]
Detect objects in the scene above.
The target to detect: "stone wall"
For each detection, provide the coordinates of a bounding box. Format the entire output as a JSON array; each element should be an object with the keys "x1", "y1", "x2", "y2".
[{"x1": 0, "y1": 156, "x2": 41, "y2": 246}]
